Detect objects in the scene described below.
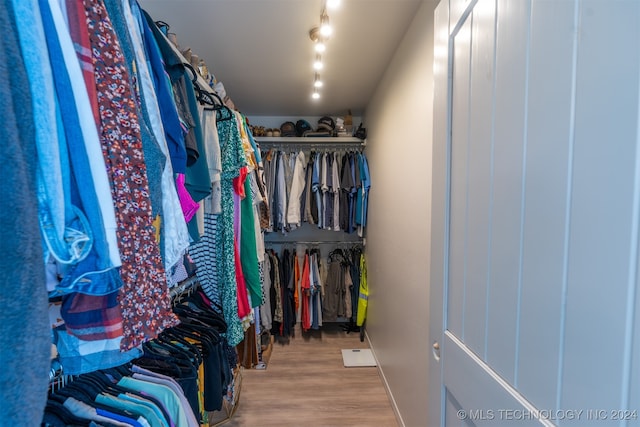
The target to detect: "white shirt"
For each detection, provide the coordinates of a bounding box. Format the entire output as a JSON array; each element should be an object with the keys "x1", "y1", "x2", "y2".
[{"x1": 286, "y1": 150, "x2": 307, "y2": 228}]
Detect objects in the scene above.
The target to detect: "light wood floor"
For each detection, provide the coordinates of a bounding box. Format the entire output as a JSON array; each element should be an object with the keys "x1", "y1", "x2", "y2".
[{"x1": 222, "y1": 324, "x2": 399, "y2": 427}]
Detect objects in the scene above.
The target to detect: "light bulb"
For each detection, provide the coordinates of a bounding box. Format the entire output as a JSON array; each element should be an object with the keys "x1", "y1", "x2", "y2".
[
  {"x1": 327, "y1": 0, "x2": 341, "y2": 9},
  {"x1": 315, "y1": 41, "x2": 326, "y2": 53},
  {"x1": 313, "y1": 55, "x2": 323, "y2": 70},
  {"x1": 312, "y1": 91, "x2": 320, "y2": 100},
  {"x1": 320, "y1": 13, "x2": 332, "y2": 37},
  {"x1": 314, "y1": 79, "x2": 323, "y2": 88}
]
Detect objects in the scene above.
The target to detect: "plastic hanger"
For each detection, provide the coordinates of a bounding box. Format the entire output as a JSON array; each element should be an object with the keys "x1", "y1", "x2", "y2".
[
  {"x1": 183, "y1": 62, "x2": 235, "y2": 121},
  {"x1": 131, "y1": 356, "x2": 184, "y2": 378},
  {"x1": 157, "y1": 328, "x2": 203, "y2": 364},
  {"x1": 173, "y1": 309, "x2": 224, "y2": 339}
]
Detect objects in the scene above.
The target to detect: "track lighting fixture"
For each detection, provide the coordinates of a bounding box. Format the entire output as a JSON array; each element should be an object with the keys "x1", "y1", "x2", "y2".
[{"x1": 308, "y1": 1, "x2": 342, "y2": 100}]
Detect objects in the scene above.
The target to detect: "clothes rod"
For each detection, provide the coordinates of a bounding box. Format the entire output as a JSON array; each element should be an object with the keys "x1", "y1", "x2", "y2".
[{"x1": 259, "y1": 144, "x2": 364, "y2": 152}]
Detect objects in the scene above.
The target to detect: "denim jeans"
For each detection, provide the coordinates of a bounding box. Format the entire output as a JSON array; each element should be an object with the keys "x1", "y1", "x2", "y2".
[
  {"x1": 40, "y1": 0, "x2": 122, "y2": 296},
  {"x1": 11, "y1": 0, "x2": 67, "y2": 263},
  {"x1": 39, "y1": 99, "x2": 93, "y2": 267}
]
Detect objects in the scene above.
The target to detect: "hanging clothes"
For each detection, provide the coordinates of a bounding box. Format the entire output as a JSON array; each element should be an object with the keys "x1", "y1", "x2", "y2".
[
  {"x1": 274, "y1": 151, "x2": 287, "y2": 232},
  {"x1": 260, "y1": 146, "x2": 369, "y2": 236},
  {"x1": 137, "y1": 6, "x2": 187, "y2": 176},
  {"x1": 300, "y1": 252, "x2": 311, "y2": 332},
  {"x1": 45, "y1": 288, "x2": 233, "y2": 427},
  {"x1": 356, "y1": 152, "x2": 371, "y2": 237},
  {"x1": 356, "y1": 253, "x2": 368, "y2": 327},
  {"x1": 73, "y1": 0, "x2": 179, "y2": 351},
  {"x1": 102, "y1": 0, "x2": 167, "y2": 222},
  {"x1": 189, "y1": 211, "x2": 222, "y2": 305},
  {"x1": 188, "y1": 106, "x2": 224, "y2": 312},
  {"x1": 22, "y1": 0, "x2": 65, "y2": 270},
  {"x1": 259, "y1": 253, "x2": 273, "y2": 331},
  {"x1": 309, "y1": 250, "x2": 324, "y2": 330},
  {"x1": 283, "y1": 249, "x2": 297, "y2": 337},
  {"x1": 286, "y1": 150, "x2": 307, "y2": 228},
  {"x1": 351, "y1": 246, "x2": 363, "y2": 321},
  {"x1": 141, "y1": 10, "x2": 198, "y2": 168},
  {"x1": 6, "y1": 2, "x2": 274, "y2": 422},
  {"x1": 201, "y1": 106, "x2": 223, "y2": 213},
  {"x1": 240, "y1": 175, "x2": 263, "y2": 308},
  {"x1": 323, "y1": 250, "x2": 347, "y2": 322},
  {"x1": 214, "y1": 116, "x2": 248, "y2": 347},
  {"x1": 312, "y1": 152, "x2": 324, "y2": 229},
  {"x1": 1, "y1": 1, "x2": 51, "y2": 424},
  {"x1": 37, "y1": 0, "x2": 122, "y2": 298},
  {"x1": 261, "y1": 149, "x2": 276, "y2": 232},
  {"x1": 115, "y1": 0, "x2": 190, "y2": 271},
  {"x1": 344, "y1": 262, "x2": 354, "y2": 319},
  {"x1": 233, "y1": 238, "x2": 252, "y2": 322},
  {"x1": 260, "y1": 243, "x2": 364, "y2": 331},
  {"x1": 332, "y1": 152, "x2": 342, "y2": 231},
  {"x1": 268, "y1": 250, "x2": 284, "y2": 333},
  {"x1": 293, "y1": 249, "x2": 301, "y2": 321}
]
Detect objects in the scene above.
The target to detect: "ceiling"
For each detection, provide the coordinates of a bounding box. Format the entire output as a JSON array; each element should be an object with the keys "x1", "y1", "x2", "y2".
[{"x1": 137, "y1": 0, "x2": 423, "y2": 117}]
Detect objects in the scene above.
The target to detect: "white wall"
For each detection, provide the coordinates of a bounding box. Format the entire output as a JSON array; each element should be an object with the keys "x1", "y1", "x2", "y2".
[{"x1": 363, "y1": 1, "x2": 437, "y2": 426}]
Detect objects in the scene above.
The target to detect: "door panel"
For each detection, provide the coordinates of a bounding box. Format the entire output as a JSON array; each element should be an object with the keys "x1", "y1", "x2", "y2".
[
  {"x1": 561, "y1": 0, "x2": 640, "y2": 416},
  {"x1": 444, "y1": 0, "x2": 544, "y2": 422},
  {"x1": 447, "y1": 13, "x2": 472, "y2": 340},
  {"x1": 517, "y1": 0, "x2": 576, "y2": 410},
  {"x1": 430, "y1": 0, "x2": 640, "y2": 425},
  {"x1": 485, "y1": 0, "x2": 529, "y2": 386},
  {"x1": 462, "y1": 0, "x2": 495, "y2": 359},
  {"x1": 444, "y1": 332, "x2": 549, "y2": 427},
  {"x1": 445, "y1": 389, "x2": 475, "y2": 427}
]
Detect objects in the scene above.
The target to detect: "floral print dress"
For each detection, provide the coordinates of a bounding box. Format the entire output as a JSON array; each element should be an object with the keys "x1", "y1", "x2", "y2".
[{"x1": 82, "y1": 0, "x2": 179, "y2": 350}]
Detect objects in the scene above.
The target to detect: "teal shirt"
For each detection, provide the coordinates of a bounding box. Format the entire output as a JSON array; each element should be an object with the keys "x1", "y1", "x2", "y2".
[
  {"x1": 118, "y1": 376, "x2": 190, "y2": 427},
  {"x1": 95, "y1": 393, "x2": 161, "y2": 426},
  {"x1": 119, "y1": 393, "x2": 169, "y2": 427}
]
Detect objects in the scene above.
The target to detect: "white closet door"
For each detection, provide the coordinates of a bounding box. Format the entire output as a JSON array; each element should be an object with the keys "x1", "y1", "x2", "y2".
[{"x1": 429, "y1": 0, "x2": 640, "y2": 426}]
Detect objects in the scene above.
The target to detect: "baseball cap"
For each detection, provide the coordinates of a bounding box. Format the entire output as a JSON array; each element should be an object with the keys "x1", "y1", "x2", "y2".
[
  {"x1": 317, "y1": 116, "x2": 335, "y2": 132},
  {"x1": 280, "y1": 121, "x2": 297, "y2": 137},
  {"x1": 295, "y1": 120, "x2": 313, "y2": 136}
]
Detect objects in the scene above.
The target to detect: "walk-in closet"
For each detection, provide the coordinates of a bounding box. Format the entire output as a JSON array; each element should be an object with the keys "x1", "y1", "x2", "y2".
[
  {"x1": 5, "y1": 0, "x2": 640, "y2": 426},
  {"x1": 3, "y1": 0, "x2": 394, "y2": 425}
]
